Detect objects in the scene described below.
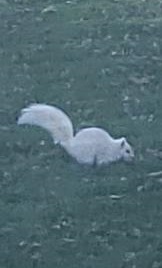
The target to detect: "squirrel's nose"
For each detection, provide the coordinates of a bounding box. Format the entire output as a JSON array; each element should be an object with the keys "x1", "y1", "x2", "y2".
[
  {"x1": 129, "y1": 153, "x2": 135, "y2": 161},
  {"x1": 131, "y1": 151, "x2": 135, "y2": 158}
]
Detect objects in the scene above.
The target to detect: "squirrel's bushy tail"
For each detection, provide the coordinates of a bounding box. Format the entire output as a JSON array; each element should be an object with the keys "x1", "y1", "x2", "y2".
[{"x1": 17, "y1": 104, "x2": 74, "y2": 144}]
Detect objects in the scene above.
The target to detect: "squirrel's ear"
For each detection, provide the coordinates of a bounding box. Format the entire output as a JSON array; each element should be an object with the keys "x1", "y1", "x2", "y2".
[{"x1": 120, "y1": 137, "x2": 126, "y2": 148}]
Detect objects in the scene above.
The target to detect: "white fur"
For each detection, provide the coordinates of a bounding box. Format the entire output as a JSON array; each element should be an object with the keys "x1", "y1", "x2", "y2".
[
  {"x1": 18, "y1": 104, "x2": 134, "y2": 165},
  {"x1": 18, "y1": 104, "x2": 73, "y2": 144}
]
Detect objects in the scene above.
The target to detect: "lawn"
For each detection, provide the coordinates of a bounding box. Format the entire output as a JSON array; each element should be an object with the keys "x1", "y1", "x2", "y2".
[{"x1": 0, "y1": 0, "x2": 162, "y2": 267}]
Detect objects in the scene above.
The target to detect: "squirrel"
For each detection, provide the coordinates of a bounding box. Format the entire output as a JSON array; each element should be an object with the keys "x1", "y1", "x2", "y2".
[{"x1": 17, "y1": 104, "x2": 134, "y2": 165}]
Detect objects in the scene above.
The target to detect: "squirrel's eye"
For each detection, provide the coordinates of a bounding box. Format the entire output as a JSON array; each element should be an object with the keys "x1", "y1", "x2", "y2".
[{"x1": 126, "y1": 149, "x2": 130, "y2": 154}]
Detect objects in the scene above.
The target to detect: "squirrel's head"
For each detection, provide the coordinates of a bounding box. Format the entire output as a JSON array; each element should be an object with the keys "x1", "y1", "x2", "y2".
[{"x1": 119, "y1": 137, "x2": 134, "y2": 162}]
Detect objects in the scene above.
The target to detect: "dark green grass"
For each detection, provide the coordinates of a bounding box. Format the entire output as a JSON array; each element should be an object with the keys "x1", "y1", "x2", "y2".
[{"x1": 0, "y1": 0, "x2": 162, "y2": 267}]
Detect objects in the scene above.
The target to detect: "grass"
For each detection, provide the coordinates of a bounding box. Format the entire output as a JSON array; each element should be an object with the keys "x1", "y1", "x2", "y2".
[{"x1": 0, "y1": 0, "x2": 162, "y2": 267}]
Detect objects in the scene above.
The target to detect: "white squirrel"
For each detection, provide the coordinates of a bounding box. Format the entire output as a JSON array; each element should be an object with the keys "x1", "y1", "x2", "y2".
[{"x1": 17, "y1": 104, "x2": 134, "y2": 165}]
